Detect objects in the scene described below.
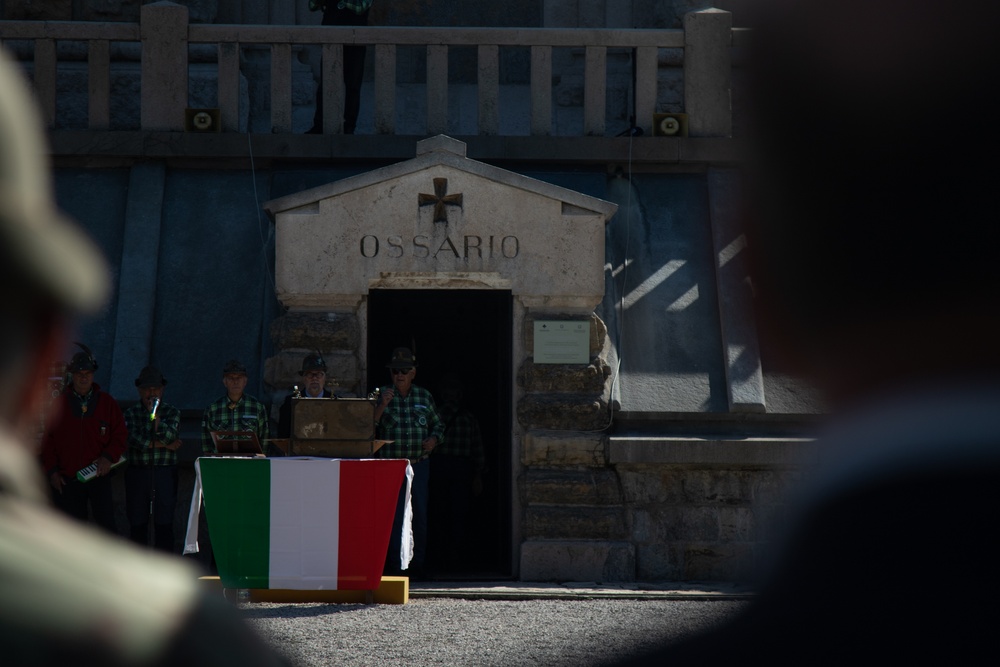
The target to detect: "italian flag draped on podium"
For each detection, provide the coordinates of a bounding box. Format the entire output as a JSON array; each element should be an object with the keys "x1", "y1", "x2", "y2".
[{"x1": 192, "y1": 457, "x2": 411, "y2": 590}]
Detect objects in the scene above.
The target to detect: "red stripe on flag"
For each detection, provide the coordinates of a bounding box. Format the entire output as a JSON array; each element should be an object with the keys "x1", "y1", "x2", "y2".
[{"x1": 336, "y1": 459, "x2": 409, "y2": 589}]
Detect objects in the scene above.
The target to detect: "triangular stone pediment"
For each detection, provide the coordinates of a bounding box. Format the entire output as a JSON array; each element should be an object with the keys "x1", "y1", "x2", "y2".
[{"x1": 264, "y1": 135, "x2": 617, "y2": 310}]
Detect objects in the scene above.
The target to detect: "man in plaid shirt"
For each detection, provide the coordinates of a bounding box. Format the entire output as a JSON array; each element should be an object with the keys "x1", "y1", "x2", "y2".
[
  {"x1": 201, "y1": 359, "x2": 270, "y2": 455},
  {"x1": 124, "y1": 365, "x2": 181, "y2": 552},
  {"x1": 375, "y1": 347, "x2": 444, "y2": 578}
]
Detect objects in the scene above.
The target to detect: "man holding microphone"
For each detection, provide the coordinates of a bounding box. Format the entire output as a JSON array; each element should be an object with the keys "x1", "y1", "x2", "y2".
[
  {"x1": 124, "y1": 365, "x2": 182, "y2": 552},
  {"x1": 374, "y1": 347, "x2": 444, "y2": 579}
]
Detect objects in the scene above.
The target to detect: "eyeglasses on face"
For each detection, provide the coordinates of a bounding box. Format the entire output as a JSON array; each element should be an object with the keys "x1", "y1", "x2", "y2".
[{"x1": 391, "y1": 368, "x2": 413, "y2": 375}]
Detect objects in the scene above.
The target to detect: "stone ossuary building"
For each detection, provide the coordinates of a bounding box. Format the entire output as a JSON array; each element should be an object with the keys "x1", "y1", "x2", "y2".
[{"x1": 1, "y1": 0, "x2": 824, "y2": 582}]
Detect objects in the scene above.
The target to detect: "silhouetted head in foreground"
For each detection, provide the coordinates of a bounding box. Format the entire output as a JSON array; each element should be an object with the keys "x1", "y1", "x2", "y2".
[
  {"x1": 616, "y1": 3, "x2": 1000, "y2": 665},
  {"x1": 743, "y1": 0, "x2": 1000, "y2": 406}
]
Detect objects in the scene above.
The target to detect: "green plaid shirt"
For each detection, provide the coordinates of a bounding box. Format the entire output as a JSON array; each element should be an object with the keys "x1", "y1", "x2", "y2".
[
  {"x1": 338, "y1": 0, "x2": 372, "y2": 12},
  {"x1": 376, "y1": 385, "x2": 445, "y2": 460},
  {"x1": 437, "y1": 403, "x2": 485, "y2": 470},
  {"x1": 124, "y1": 401, "x2": 181, "y2": 466},
  {"x1": 201, "y1": 394, "x2": 270, "y2": 455},
  {"x1": 310, "y1": 0, "x2": 372, "y2": 12}
]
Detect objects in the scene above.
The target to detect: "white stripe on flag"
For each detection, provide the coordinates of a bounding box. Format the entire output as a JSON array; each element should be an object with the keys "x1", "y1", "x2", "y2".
[
  {"x1": 182, "y1": 459, "x2": 203, "y2": 555},
  {"x1": 400, "y1": 462, "x2": 414, "y2": 570},
  {"x1": 269, "y1": 459, "x2": 341, "y2": 589}
]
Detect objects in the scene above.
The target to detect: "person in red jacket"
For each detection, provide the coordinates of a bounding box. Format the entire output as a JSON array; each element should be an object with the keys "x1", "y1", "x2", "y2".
[{"x1": 40, "y1": 344, "x2": 127, "y2": 533}]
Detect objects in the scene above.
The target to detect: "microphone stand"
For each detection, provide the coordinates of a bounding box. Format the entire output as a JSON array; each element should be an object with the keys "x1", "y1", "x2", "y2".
[{"x1": 148, "y1": 398, "x2": 160, "y2": 548}]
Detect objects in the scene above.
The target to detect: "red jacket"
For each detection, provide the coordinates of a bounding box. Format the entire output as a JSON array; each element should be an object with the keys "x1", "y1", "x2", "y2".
[{"x1": 40, "y1": 383, "x2": 127, "y2": 477}]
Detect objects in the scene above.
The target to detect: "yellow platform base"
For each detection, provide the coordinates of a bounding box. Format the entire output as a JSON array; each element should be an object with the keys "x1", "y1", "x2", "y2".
[{"x1": 199, "y1": 575, "x2": 409, "y2": 605}]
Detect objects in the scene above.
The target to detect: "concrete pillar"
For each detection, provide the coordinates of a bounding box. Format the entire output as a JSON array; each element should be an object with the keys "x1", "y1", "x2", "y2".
[
  {"x1": 684, "y1": 8, "x2": 732, "y2": 138},
  {"x1": 140, "y1": 2, "x2": 189, "y2": 131},
  {"x1": 109, "y1": 163, "x2": 166, "y2": 398},
  {"x1": 708, "y1": 168, "x2": 765, "y2": 413}
]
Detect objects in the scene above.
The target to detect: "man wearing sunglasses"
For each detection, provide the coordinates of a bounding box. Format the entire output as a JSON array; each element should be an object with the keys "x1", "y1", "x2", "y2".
[{"x1": 374, "y1": 347, "x2": 444, "y2": 579}]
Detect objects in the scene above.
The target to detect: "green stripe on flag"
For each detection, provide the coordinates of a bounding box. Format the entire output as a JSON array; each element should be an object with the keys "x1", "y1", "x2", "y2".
[{"x1": 199, "y1": 458, "x2": 272, "y2": 589}]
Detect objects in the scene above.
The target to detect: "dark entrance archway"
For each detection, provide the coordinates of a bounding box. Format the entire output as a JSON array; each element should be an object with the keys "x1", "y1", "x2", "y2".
[{"x1": 367, "y1": 288, "x2": 513, "y2": 579}]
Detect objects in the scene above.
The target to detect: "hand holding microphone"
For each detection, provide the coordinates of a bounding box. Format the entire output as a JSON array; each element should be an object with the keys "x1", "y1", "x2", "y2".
[
  {"x1": 380, "y1": 387, "x2": 394, "y2": 406},
  {"x1": 148, "y1": 397, "x2": 161, "y2": 448},
  {"x1": 374, "y1": 387, "x2": 394, "y2": 423}
]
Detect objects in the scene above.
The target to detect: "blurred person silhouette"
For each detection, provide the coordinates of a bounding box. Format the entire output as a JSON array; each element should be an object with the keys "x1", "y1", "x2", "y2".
[
  {"x1": 615, "y1": 1, "x2": 1000, "y2": 664},
  {"x1": 0, "y1": 48, "x2": 291, "y2": 666},
  {"x1": 430, "y1": 372, "x2": 485, "y2": 574}
]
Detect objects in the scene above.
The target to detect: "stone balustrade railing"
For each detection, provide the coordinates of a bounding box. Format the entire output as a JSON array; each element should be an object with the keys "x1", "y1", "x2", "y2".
[{"x1": 0, "y1": 3, "x2": 744, "y2": 138}]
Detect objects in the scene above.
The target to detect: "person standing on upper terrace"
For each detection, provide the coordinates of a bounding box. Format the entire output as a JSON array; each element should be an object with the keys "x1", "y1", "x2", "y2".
[{"x1": 307, "y1": 0, "x2": 372, "y2": 135}]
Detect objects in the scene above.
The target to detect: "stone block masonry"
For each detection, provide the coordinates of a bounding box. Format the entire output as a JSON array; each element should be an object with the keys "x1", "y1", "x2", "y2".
[
  {"x1": 266, "y1": 311, "x2": 362, "y2": 406},
  {"x1": 518, "y1": 430, "x2": 811, "y2": 582}
]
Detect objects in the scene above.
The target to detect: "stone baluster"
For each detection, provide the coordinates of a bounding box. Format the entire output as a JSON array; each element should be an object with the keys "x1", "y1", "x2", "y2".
[
  {"x1": 426, "y1": 45, "x2": 448, "y2": 136},
  {"x1": 88, "y1": 39, "x2": 110, "y2": 130},
  {"x1": 141, "y1": 1, "x2": 190, "y2": 131},
  {"x1": 530, "y1": 45, "x2": 552, "y2": 136},
  {"x1": 583, "y1": 46, "x2": 607, "y2": 136},
  {"x1": 478, "y1": 45, "x2": 500, "y2": 136},
  {"x1": 684, "y1": 8, "x2": 732, "y2": 138},
  {"x1": 33, "y1": 38, "x2": 57, "y2": 128}
]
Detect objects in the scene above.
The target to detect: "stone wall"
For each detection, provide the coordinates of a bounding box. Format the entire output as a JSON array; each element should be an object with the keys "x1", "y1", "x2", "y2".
[
  {"x1": 265, "y1": 310, "x2": 362, "y2": 414},
  {"x1": 618, "y1": 463, "x2": 795, "y2": 580},
  {"x1": 520, "y1": 429, "x2": 809, "y2": 582},
  {"x1": 513, "y1": 306, "x2": 809, "y2": 583}
]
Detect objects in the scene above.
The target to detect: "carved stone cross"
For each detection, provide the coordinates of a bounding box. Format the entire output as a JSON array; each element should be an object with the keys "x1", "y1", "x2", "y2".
[{"x1": 418, "y1": 177, "x2": 463, "y2": 223}]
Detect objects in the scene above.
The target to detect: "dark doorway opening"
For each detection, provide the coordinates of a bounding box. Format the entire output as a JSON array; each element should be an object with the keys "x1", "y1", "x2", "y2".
[{"x1": 367, "y1": 289, "x2": 513, "y2": 579}]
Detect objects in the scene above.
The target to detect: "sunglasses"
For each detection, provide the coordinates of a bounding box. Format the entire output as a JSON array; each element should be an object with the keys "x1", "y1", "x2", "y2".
[{"x1": 391, "y1": 368, "x2": 413, "y2": 375}]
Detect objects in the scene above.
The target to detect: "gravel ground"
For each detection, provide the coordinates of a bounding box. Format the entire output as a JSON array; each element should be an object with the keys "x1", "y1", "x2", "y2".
[{"x1": 242, "y1": 598, "x2": 748, "y2": 666}]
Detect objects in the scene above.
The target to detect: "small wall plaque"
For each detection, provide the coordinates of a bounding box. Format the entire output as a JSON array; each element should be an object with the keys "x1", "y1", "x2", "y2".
[{"x1": 533, "y1": 320, "x2": 590, "y2": 364}]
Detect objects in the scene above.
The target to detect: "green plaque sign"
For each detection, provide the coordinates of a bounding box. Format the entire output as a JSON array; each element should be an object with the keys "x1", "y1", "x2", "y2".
[{"x1": 533, "y1": 320, "x2": 590, "y2": 364}]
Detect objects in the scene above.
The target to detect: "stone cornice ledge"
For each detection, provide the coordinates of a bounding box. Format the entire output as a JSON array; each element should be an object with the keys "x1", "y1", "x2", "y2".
[
  {"x1": 609, "y1": 436, "x2": 818, "y2": 467},
  {"x1": 48, "y1": 131, "x2": 746, "y2": 166}
]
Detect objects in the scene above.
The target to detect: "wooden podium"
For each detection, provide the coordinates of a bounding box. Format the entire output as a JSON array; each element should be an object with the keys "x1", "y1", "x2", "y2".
[
  {"x1": 288, "y1": 397, "x2": 390, "y2": 457},
  {"x1": 210, "y1": 430, "x2": 263, "y2": 456}
]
